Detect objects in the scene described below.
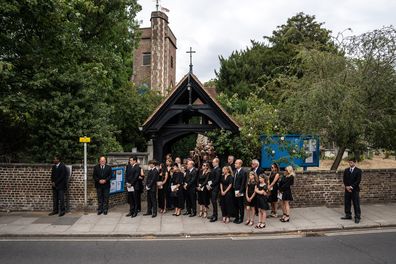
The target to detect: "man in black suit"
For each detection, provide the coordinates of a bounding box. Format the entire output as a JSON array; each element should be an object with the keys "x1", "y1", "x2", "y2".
[
  {"x1": 251, "y1": 159, "x2": 264, "y2": 175},
  {"x1": 93, "y1": 156, "x2": 112, "y2": 215},
  {"x1": 227, "y1": 155, "x2": 236, "y2": 171},
  {"x1": 184, "y1": 160, "x2": 198, "y2": 217},
  {"x1": 209, "y1": 158, "x2": 221, "y2": 222},
  {"x1": 49, "y1": 155, "x2": 68, "y2": 217},
  {"x1": 144, "y1": 160, "x2": 159, "y2": 217},
  {"x1": 233, "y1": 159, "x2": 247, "y2": 224},
  {"x1": 126, "y1": 156, "x2": 140, "y2": 218},
  {"x1": 341, "y1": 158, "x2": 362, "y2": 224}
]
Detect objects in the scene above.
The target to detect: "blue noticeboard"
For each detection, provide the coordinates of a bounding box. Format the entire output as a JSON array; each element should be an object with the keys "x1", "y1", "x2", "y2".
[
  {"x1": 260, "y1": 135, "x2": 320, "y2": 169},
  {"x1": 110, "y1": 167, "x2": 125, "y2": 195}
]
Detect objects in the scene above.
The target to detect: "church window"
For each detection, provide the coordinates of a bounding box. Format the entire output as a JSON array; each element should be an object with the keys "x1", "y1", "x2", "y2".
[{"x1": 142, "y1": 52, "x2": 151, "y2": 66}]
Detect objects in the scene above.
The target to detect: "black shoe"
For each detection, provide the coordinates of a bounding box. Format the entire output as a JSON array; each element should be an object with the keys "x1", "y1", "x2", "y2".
[
  {"x1": 237, "y1": 219, "x2": 243, "y2": 224},
  {"x1": 341, "y1": 216, "x2": 352, "y2": 220},
  {"x1": 152, "y1": 213, "x2": 157, "y2": 218},
  {"x1": 58, "y1": 212, "x2": 65, "y2": 217},
  {"x1": 143, "y1": 212, "x2": 152, "y2": 216},
  {"x1": 137, "y1": 209, "x2": 141, "y2": 213},
  {"x1": 189, "y1": 212, "x2": 196, "y2": 217},
  {"x1": 132, "y1": 213, "x2": 137, "y2": 218},
  {"x1": 355, "y1": 218, "x2": 360, "y2": 224},
  {"x1": 48, "y1": 211, "x2": 58, "y2": 216},
  {"x1": 210, "y1": 217, "x2": 217, "y2": 222},
  {"x1": 233, "y1": 218, "x2": 239, "y2": 224},
  {"x1": 183, "y1": 211, "x2": 191, "y2": 215},
  {"x1": 97, "y1": 211, "x2": 103, "y2": 215},
  {"x1": 126, "y1": 213, "x2": 133, "y2": 217},
  {"x1": 207, "y1": 215, "x2": 214, "y2": 219},
  {"x1": 103, "y1": 211, "x2": 108, "y2": 215}
]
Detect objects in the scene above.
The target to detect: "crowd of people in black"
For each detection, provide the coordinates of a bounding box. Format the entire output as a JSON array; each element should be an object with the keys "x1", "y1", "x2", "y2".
[{"x1": 123, "y1": 154, "x2": 295, "y2": 228}]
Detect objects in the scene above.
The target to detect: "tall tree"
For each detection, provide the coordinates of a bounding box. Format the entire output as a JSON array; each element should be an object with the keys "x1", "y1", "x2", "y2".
[{"x1": 0, "y1": 0, "x2": 142, "y2": 162}]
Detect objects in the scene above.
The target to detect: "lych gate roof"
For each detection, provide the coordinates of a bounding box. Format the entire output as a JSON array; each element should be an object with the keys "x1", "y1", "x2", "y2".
[{"x1": 142, "y1": 73, "x2": 240, "y2": 134}]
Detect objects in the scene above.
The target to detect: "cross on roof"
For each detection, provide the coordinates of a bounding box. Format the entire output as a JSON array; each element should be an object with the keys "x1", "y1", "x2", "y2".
[{"x1": 186, "y1": 47, "x2": 196, "y2": 74}]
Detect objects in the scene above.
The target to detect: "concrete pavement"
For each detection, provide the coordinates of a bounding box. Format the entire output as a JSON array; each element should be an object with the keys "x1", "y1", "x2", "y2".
[{"x1": 0, "y1": 203, "x2": 395, "y2": 237}]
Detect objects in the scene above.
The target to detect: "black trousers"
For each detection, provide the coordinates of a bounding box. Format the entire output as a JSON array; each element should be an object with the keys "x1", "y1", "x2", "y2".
[
  {"x1": 235, "y1": 196, "x2": 244, "y2": 221},
  {"x1": 186, "y1": 188, "x2": 197, "y2": 213},
  {"x1": 52, "y1": 188, "x2": 65, "y2": 213},
  {"x1": 184, "y1": 189, "x2": 191, "y2": 212},
  {"x1": 146, "y1": 190, "x2": 157, "y2": 214},
  {"x1": 127, "y1": 191, "x2": 138, "y2": 214},
  {"x1": 210, "y1": 191, "x2": 219, "y2": 217},
  {"x1": 137, "y1": 191, "x2": 142, "y2": 211},
  {"x1": 158, "y1": 188, "x2": 166, "y2": 210},
  {"x1": 166, "y1": 185, "x2": 174, "y2": 209},
  {"x1": 96, "y1": 186, "x2": 110, "y2": 212},
  {"x1": 344, "y1": 190, "x2": 361, "y2": 219}
]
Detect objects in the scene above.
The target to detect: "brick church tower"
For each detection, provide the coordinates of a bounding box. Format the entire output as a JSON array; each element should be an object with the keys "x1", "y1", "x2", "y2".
[{"x1": 132, "y1": 10, "x2": 177, "y2": 95}]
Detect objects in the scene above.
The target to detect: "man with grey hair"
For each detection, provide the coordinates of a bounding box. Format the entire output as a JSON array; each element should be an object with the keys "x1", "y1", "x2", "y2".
[{"x1": 251, "y1": 159, "x2": 264, "y2": 176}]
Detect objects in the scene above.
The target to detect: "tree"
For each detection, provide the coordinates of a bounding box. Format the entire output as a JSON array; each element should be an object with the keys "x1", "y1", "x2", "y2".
[
  {"x1": 215, "y1": 12, "x2": 337, "y2": 102},
  {"x1": 282, "y1": 26, "x2": 396, "y2": 169},
  {"x1": 0, "y1": 0, "x2": 142, "y2": 163},
  {"x1": 207, "y1": 93, "x2": 282, "y2": 162}
]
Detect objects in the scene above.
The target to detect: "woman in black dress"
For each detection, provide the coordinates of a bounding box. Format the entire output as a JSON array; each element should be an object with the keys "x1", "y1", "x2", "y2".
[
  {"x1": 165, "y1": 158, "x2": 174, "y2": 211},
  {"x1": 254, "y1": 174, "x2": 270, "y2": 228},
  {"x1": 220, "y1": 166, "x2": 235, "y2": 223},
  {"x1": 278, "y1": 165, "x2": 295, "y2": 222},
  {"x1": 197, "y1": 162, "x2": 210, "y2": 218},
  {"x1": 157, "y1": 163, "x2": 169, "y2": 214},
  {"x1": 268, "y1": 163, "x2": 281, "y2": 217},
  {"x1": 171, "y1": 164, "x2": 184, "y2": 216},
  {"x1": 244, "y1": 171, "x2": 257, "y2": 226}
]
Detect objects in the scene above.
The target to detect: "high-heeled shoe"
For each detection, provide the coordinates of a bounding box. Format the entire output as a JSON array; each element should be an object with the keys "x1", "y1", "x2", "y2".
[{"x1": 280, "y1": 215, "x2": 290, "y2": 222}]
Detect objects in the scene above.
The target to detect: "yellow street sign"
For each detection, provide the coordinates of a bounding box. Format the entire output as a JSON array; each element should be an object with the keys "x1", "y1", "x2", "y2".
[{"x1": 79, "y1": 137, "x2": 91, "y2": 143}]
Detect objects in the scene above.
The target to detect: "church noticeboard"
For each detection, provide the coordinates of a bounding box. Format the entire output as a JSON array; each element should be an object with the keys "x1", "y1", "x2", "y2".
[{"x1": 110, "y1": 167, "x2": 125, "y2": 195}]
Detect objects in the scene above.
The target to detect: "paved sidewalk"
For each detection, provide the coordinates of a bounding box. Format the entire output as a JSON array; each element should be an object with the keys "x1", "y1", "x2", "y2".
[{"x1": 0, "y1": 203, "x2": 395, "y2": 237}]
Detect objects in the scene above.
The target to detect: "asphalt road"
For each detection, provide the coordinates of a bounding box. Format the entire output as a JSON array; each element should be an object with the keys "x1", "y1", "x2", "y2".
[{"x1": 0, "y1": 231, "x2": 395, "y2": 264}]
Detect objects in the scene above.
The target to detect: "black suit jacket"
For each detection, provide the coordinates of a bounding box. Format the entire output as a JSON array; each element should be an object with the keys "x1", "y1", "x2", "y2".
[
  {"x1": 185, "y1": 167, "x2": 198, "y2": 190},
  {"x1": 209, "y1": 166, "x2": 222, "y2": 193},
  {"x1": 93, "y1": 164, "x2": 112, "y2": 188},
  {"x1": 233, "y1": 168, "x2": 247, "y2": 194},
  {"x1": 51, "y1": 163, "x2": 68, "y2": 190},
  {"x1": 126, "y1": 163, "x2": 140, "y2": 191},
  {"x1": 251, "y1": 167, "x2": 264, "y2": 176},
  {"x1": 146, "y1": 168, "x2": 159, "y2": 191},
  {"x1": 343, "y1": 167, "x2": 362, "y2": 192}
]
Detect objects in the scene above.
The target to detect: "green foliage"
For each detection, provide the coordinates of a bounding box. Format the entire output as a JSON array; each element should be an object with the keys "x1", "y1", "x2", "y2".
[
  {"x1": 0, "y1": 0, "x2": 143, "y2": 163},
  {"x1": 207, "y1": 94, "x2": 282, "y2": 162},
  {"x1": 215, "y1": 12, "x2": 337, "y2": 102},
  {"x1": 171, "y1": 134, "x2": 198, "y2": 159}
]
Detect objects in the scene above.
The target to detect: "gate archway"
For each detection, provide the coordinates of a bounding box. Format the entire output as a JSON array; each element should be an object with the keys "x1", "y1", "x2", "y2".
[{"x1": 142, "y1": 73, "x2": 240, "y2": 162}]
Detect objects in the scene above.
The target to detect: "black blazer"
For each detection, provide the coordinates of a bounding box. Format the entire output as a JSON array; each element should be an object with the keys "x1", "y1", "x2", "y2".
[
  {"x1": 343, "y1": 167, "x2": 362, "y2": 191},
  {"x1": 185, "y1": 167, "x2": 198, "y2": 190},
  {"x1": 209, "y1": 166, "x2": 222, "y2": 193},
  {"x1": 233, "y1": 168, "x2": 247, "y2": 194},
  {"x1": 126, "y1": 163, "x2": 141, "y2": 191},
  {"x1": 146, "y1": 168, "x2": 159, "y2": 191},
  {"x1": 93, "y1": 164, "x2": 112, "y2": 188},
  {"x1": 251, "y1": 167, "x2": 264, "y2": 176},
  {"x1": 51, "y1": 163, "x2": 68, "y2": 190}
]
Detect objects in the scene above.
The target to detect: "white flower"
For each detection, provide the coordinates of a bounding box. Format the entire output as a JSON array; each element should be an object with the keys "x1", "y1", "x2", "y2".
[{"x1": 280, "y1": 136, "x2": 285, "y2": 141}]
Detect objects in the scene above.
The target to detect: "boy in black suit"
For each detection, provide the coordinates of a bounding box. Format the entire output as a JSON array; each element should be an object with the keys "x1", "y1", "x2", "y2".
[
  {"x1": 341, "y1": 158, "x2": 362, "y2": 223},
  {"x1": 49, "y1": 155, "x2": 68, "y2": 217},
  {"x1": 126, "y1": 156, "x2": 140, "y2": 217},
  {"x1": 93, "y1": 156, "x2": 112, "y2": 215},
  {"x1": 144, "y1": 160, "x2": 159, "y2": 217}
]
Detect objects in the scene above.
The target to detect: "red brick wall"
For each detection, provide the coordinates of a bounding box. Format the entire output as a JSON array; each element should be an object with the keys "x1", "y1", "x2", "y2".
[
  {"x1": 0, "y1": 164, "x2": 127, "y2": 212},
  {"x1": 0, "y1": 164, "x2": 395, "y2": 211}
]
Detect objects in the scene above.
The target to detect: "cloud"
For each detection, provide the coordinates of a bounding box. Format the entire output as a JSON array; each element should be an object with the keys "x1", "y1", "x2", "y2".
[{"x1": 136, "y1": 0, "x2": 395, "y2": 82}]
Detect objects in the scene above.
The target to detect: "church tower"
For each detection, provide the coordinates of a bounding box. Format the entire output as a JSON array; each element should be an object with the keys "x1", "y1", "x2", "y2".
[{"x1": 132, "y1": 10, "x2": 177, "y2": 95}]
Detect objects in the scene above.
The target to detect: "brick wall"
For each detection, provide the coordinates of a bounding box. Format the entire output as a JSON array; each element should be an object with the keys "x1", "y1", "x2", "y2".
[
  {"x1": 0, "y1": 163, "x2": 128, "y2": 212},
  {"x1": 291, "y1": 169, "x2": 396, "y2": 207},
  {"x1": 0, "y1": 164, "x2": 395, "y2": 211}
]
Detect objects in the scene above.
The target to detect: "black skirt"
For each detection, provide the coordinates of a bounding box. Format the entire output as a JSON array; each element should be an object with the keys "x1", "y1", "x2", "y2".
[
  {"x1": 256, "y1": 195, "x2": 270, "y2": 210},
  {"x1": 281, "y1": 190, "x2": 293, "y2": 201}
]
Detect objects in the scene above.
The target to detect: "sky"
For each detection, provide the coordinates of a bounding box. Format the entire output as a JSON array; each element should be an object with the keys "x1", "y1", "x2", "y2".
[{"x1": 136, "y1": 0, "x2": 395, "y2": 82}]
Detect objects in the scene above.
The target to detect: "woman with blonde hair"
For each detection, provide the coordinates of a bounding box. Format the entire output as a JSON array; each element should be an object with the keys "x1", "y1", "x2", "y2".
[
  {"x1": 219, "y1": 166, "x2": 236, "y2": 223},
  {"x1": 278, "y1": 165, "x2": 295, "y2": 222}
]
